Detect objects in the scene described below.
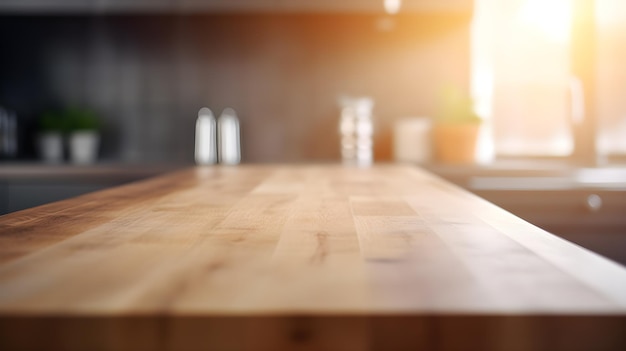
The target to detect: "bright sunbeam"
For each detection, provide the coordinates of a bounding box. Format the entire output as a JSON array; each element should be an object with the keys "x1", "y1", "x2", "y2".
[{"x1": 518, "y1": 0, "x2": 572, "y2": 43}]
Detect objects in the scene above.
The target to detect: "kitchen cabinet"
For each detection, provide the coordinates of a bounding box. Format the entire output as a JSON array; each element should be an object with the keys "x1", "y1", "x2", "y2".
[
  {"x1": 95, "y1": 0, "x2": 174, "y2": 12},
  {"x1": 0, "y1": 0, "x2": 473, "y2": 13},
  {"x1": 473, "y1": 189, "x2": 626, "y2": 265},
  {"x1": 0, "y1": 165, "x2": 625, "y2": 350},
  {"x1": 427, "y1": 164, "x2": 626, "y2": 265},
  {"x1": 0, "y1": 180, "x2": 109, "y2": 215},
  {"x1": 0, "y1": 0, "x2": 93, "y2": 12},
  {"x1": 0, "y1": 164, "x2": 181, "y2": 216}
]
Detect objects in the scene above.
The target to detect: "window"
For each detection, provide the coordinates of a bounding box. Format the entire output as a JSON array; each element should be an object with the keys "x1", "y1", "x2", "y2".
[
  {"x1": 597, "y1": 0, "x2": 626, "y2": 155},
  {"x1": 471, "y1": 0, "x2": 626, "y2": 162}
]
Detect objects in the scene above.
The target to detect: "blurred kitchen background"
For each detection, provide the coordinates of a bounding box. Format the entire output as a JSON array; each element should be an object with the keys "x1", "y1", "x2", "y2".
[
  {"x1": 1, "y1": 1, "x2": 626, "y2": 264},
  {"x1": 0, "y1": 1, "x2": 473, "y2": 163}
]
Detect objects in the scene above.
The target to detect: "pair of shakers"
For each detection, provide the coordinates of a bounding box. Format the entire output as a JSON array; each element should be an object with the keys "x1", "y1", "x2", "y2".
[{"x1": 195, "y1": 107, "x2": 241, "y2": 165}]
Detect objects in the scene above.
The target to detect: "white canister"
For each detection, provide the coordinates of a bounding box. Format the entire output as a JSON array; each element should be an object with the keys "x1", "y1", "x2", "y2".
[{"x1": 393, "y1": 117, "x2": 432, "y2": 163}]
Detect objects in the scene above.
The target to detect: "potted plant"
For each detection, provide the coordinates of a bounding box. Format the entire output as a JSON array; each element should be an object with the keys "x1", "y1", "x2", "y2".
[
  {"x1": 64, "y1": 107, "x2": 101, "y2": 165},
  {"x1": 432, "y1": 86, "x2": 482, "y2": 164},
  {"x1": 37, "y1": 111, "x2": 65, "y2": 163}
]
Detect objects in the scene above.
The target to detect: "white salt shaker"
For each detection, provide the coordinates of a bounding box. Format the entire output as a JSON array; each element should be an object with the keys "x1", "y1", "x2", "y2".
[{"x1": 194, "y1": 107, "x2": 217, "y2": 165}]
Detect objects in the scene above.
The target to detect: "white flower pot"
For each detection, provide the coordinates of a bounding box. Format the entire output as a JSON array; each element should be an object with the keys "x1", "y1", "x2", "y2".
[
  {"x1": 69, "y1": 131, "x2": 100, "y2": 164},
  {"x1": 38, "y1": 132, "x2": 64, "y2": 163}
]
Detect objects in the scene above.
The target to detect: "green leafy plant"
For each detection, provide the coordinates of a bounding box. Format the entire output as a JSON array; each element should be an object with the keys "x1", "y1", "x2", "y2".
[
  {"x1": 64, "y1": 107, "x2": 100, "y2": 132},
  {"x1": 40, "y1": 107, "x2": 100, "y2": 133},
  {"x1": 38, "y1": 111, "x2": 66, "y2": 132},
  {"x1": 435, "y1": 86, "x2": 482, "y2": 124}
]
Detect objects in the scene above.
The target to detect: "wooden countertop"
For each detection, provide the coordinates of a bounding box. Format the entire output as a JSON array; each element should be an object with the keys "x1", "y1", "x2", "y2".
[{"x1": 1, "y1": 165, "x2": 625, "y2": 350}]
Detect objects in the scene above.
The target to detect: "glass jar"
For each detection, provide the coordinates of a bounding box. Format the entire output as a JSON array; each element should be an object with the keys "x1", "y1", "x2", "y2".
[{"x1": 339, "y1": 97, "x2": 374, "y2": 166}]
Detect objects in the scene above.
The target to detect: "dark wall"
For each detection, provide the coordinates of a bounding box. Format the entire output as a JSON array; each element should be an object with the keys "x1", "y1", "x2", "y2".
[{"x1": 0, "y1": 13, "x2": 471, "y2": 163}]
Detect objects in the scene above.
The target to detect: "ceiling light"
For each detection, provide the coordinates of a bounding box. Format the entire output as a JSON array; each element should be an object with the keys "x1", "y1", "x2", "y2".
[{"x1": 384, "y1": 0, "x2": 402, "y2": 15}]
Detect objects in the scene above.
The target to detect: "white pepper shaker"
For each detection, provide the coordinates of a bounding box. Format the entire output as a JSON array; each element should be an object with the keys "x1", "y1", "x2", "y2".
[
  {"x1": 218, "y1": 108, "x2": 241, "y2": 165},
  {"x1": 194, "y1": 107, "x2": 217, "y2": 165}
]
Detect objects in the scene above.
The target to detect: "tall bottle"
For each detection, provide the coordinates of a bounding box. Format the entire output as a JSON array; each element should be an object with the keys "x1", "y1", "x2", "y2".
[
  {"x1": 194, "y1": 107, "x2": 217, "y2": 165},
  {"x1": 218, "y1": 108, "x2": 241, "y2": 165}
]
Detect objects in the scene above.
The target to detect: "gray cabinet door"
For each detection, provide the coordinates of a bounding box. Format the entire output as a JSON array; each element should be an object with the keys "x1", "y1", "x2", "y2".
[{"x1": 5, "y1": 182, "x2": 109, "y2": 214}]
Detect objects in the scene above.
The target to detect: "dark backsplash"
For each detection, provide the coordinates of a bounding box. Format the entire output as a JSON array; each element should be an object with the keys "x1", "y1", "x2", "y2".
[{"x1": 0, "y1": 13, "x2": 470, "y2": 163}]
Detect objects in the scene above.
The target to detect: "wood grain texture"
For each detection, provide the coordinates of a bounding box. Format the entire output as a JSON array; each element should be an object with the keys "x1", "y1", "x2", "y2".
[{"x1": 0, "y1": 164, "x2": 625, "y2": 350}]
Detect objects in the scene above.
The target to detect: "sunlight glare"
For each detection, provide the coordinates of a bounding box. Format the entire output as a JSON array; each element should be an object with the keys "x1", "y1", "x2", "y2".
[{"x1": 518, "y1": 0, "x2": 572, "y2": 43}]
